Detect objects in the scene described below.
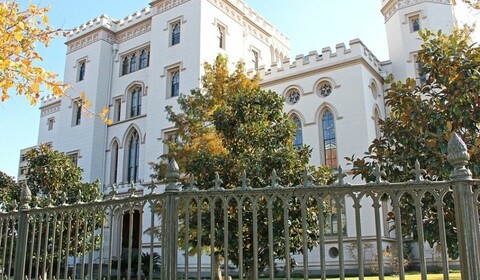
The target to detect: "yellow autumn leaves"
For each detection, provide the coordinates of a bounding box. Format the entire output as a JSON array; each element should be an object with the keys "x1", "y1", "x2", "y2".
[
  {"x1": 0, "y1": 1, "x2": 67, "y2": 104},
  {"x1": 0, "y1": 1, "x2": 111, "y2": 124}
]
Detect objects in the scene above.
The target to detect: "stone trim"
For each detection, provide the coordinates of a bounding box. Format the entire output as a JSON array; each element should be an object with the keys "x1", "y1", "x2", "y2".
[{"x1": 381, "y1": 0, "x2": 451, "y2": 21}]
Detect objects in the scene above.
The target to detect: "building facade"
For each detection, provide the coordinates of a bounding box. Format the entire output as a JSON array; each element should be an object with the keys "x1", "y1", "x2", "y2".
[{"x1": 33, "y1": 0, "x2": 459, "y2": 272}]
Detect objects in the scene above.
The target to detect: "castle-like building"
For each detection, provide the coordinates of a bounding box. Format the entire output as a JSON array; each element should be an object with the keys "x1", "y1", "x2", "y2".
[
  {"x1": 36, "y1": 0, "x2": 456, "y2": 186},
  {"x1": 34, "y1": 0, "x2": 458, "y2": 272}
]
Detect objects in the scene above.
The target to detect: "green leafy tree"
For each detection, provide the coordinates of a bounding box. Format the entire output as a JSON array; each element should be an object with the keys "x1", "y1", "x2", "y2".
[
  {"x1": 0, "y1": 171, "x2": 19, "y2": 210},
  {"x1": 151, "y1": 55, "x2": 334, "y2": 279},
  {"x1": 346, "y1": 28, "x2": 480, "y2": 259},
  {"x1": 0, "y1": 144, "x2": 104, "y2": 277}
]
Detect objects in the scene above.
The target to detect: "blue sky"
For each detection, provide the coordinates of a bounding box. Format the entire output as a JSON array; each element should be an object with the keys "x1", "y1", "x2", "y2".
[{"x1": 0, "y1": 0, "x2": 390, "y2": 178}]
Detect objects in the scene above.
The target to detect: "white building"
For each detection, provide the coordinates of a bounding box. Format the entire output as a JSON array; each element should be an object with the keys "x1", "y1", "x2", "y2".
[{"x1": 34, "y1": 0, "x2": 459, "y2": 273}]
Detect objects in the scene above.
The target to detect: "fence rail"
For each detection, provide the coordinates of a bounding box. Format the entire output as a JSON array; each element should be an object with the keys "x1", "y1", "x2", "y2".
[{"x1": 0, "y1": 133, "x2": 479, "y2": 280}]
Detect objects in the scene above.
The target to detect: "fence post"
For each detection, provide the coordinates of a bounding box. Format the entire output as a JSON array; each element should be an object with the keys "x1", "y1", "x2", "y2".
[
  {"x1": 447, "y1": 133, "x2": 480, "y2": 280},
  {"x1": 163, "y1": 158, "x2": 181, "y2": 280},
  {"x1": 13, "y1": 184, "x2": 32, "y2": 280}
]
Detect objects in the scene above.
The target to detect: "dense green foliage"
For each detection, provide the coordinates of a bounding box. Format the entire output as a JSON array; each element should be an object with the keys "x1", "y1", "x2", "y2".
[
  {"x1": 151, "y1": 55, "x2": 334, "y2": 278},
  {"x1": 347, "y1": 28, "x2": 480, "y2": 259},
  {"x1": 0, "y1": 144, "x2": 104, "y2": 276}
]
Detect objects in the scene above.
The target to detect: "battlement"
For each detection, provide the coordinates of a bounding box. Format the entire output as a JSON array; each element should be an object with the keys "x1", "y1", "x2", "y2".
[
  {"x1": 66, "y1": 7, "x2": 152, "y2": 43},
  {"x1": 205, "y1": 0, "x2": 289, "y2": 54},
  {"x1": 232, "y1": 0, "x2": 289, "y2": 48},
  {"x1": 258, "y1": 39, "x2": 383, "y2": 81},
  {"x1": 40, "y1": 93, "x2": 61, "y2": 108}
]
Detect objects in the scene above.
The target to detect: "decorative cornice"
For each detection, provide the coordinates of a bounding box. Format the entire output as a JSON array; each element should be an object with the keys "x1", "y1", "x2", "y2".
[
  {"x1": 152, "y1": 0, "x2": 191, "y2": 14},
  {"x1": 40, "y1": 103, "x2": 61, "y2": 117},
  {"x1": 67, "y1": 29, "x2": 116, "y2": 54},
  {"x1": 381, "y1": 0, "x2": 452, "y2": 21},
  {"x1": 67, "y1": 20, "x2": 151, "y2": 53},
  {"x1": 206, "y1": 0, "x2": 288, "y2": 51},
  {"x1": 116, "y1": 21, "x2": 152, "y2": 43}
]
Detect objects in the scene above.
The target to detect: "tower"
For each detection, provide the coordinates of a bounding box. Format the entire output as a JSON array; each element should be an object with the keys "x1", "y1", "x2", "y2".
[{"x1": 381, "y1": 0, "x2": 455, "y2": 82}]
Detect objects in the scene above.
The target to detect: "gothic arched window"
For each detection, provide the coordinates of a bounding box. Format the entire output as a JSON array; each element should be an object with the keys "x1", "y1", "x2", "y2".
[
  {"x1": 110, "y1": 141, "x2": 119, "y2": 184},
  {"x1": 171, "y1": 70, "x2": 180, "y2": 97},
  {"x1": 127, "y1": 131, "x2": 140, "y2": 182},
  {"x1": 322, "y1": 110, "x2": 337, "y2": 167},
  {"x1": 172, "y1": 23, "x2": 181, "y2": 45},
  {"x1": 122, "y1": 57, "x2": 129, "y2": 75},
  {"x1": 139, "y1": 49, "x2": 149, "y2": 69},
  {"x1": 129, "y1": 54, "x2": 137, "y2": 73},
  {"x1": 292, "y1": 116, "x2": 303, "y2": 149},
  {"x1": 130, "y1": 87, "x2": 142, "y2": 118}
]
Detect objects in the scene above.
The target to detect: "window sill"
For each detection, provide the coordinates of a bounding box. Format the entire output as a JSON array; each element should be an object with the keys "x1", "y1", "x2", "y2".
[{"x1": 108, "y1": 114, "x2": 147, "y2": 127}]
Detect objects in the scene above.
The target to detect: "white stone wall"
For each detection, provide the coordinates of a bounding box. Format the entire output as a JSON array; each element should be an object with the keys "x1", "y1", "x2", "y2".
[
  {"x1": 382, "y1": 0, "x2": 454, "y2": 82},
  {"x1": 34, "y1": 0, "x2": 459, "y2": 269}
]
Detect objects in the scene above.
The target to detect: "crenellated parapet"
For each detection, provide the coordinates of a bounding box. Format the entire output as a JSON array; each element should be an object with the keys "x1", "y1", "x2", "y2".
[
  {"x1": 207, "y1": 0, "x2": 290, "y2": 56},
  {"x1": 65, "y1": 0, "x2": 289, "y2": 56},
  {"x1": 381, "y1": 0, "x2": 452, "y2": 21},
  {"x1": 66, "y1": 7, "x2": 154, "y2": 53},
  {"x1": 39, "y1": 94, "x2": 62, "y2": 117},
  {"x1": 258, "y1": 39, "x2": 383, "y2": 81}
]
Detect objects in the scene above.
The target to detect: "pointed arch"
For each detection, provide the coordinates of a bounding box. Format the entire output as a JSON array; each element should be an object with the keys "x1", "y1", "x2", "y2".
[
  {"x1": 124, "y1": 127, "x2": 140, "y2": 183},
  {"x1": 287, "y1": 110, "x2": 306, "y2": 124},
  {"x1": 290, "y1": 113, "x2": 303, "y2": 149},
  {"x1": 109, "y1": 136, "x2": 122, "y2": 149},
  {"x1": 122, "y1": 124, "x2": 143, "y2": 144},
  {"x1": 110, "y1": 139, "x2": 120, "y2": 185},
  {"x1": 124, "y1": 82, "x2": 144, "y2": 118},
  {"x1": 372, "y1": 104, "x2": 383, "y2": 139},
  {"x1": 317, "y1": 105, "x2": 339, "y2": 168},
  {"x1": 315, "y1": 102, "x2": 342, "y2": 123}
]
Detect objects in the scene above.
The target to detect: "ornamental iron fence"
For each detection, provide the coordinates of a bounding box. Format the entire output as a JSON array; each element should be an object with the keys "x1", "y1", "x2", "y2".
[{"x1": 0, "y1": 133, "x2": 479, "y2": 280}]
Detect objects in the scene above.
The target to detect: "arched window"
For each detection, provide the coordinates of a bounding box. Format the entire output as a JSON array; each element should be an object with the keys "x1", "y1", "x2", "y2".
[
  {"x1": 110, "y1": 141, "x2": 119, "y2": 184},
  {"x1": 292, "y1": 116, "x2": 303, "y2": 149},
  {"x1": 130, "y1": 87, "x2": 142, "y2": 117},
  {"x1": 171, "y1": 70, "x2": 180, "y2": 97},
  {"x1": 127, "y1": 131, "x2": 140, "y2": 182},
  {"x1": 129, "y1": 54, "x2": 137, "y2": 73},
  {"x1": 122, "y1": 57, "x2": 129, "y2": 75},
  {"x1": 322, "y1": 110, "x2": 337, "y2": 168},
  {"x1": 252, "y1": 50, "x2": 259, "y2": 70},
  {"x1": 78, "y1": 61, "x2": 86, "y2": 81},
  {"x1": 172, "y1": 23, "x2": 180, "y2": 45},
  {"x1": 139, "y1": 49, "x2": 149, "y2": 69},
  {"x1": 217, "y1": 25, "x2": 225, "y2": 49},
  {"x1": 374, "y1": 108, "x2": 382, "y2": 139}
]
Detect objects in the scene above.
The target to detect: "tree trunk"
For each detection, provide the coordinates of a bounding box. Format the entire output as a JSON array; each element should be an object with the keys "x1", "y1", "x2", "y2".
[
  {"x1": 213, "y1": 253, "x2": 223, "y2": 280},
  {"x1": 245, "y1": 268, "x2": 255, "y2": 280}
]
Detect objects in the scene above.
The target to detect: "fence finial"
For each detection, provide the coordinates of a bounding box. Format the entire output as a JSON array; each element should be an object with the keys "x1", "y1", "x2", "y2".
[
  {"x1": 302, "y1": 167, "x2": 314, "y2": 188},
  {"x1": 20, "y1": 183, "x2": 32, "y2": 210},
  {"x1": 240, "y1": 170, "x2": 252, "y2": 189},
  {"x1": 410, "y1": 159, "x2": 426, "y2": 182},
  {"x1": 447, "y1": 132, "x2": 472, "y2": 180},
  {"x1": 269, "y1": 169, "x2": 282, "y2": 189},
  {"x1": 373, "y1": 162, "x2": 387, "y2": 184},
  {"x1": 187, "y1": 174, "x2": 199, "y2": 191},
  {"x1": 335, "y1": 165, "x2": 349, "y2": 186},
  {"x1": 165, "y1": 157, "x2": 180, "y2": 191},
  {"x1": 212, "y1": 172, "x2": 224, "y2": 190}
]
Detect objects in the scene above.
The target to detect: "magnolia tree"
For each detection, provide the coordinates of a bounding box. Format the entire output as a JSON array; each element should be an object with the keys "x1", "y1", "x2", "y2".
[{"x1": 347, "y1": 28, "x2": 480, "y2": 259}]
